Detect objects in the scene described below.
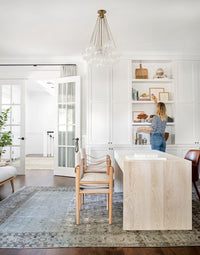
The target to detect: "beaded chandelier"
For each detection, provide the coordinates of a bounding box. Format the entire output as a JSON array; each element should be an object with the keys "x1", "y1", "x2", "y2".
[{"x1": 83, "y1": 10, "x2": 118, "y2": 66}]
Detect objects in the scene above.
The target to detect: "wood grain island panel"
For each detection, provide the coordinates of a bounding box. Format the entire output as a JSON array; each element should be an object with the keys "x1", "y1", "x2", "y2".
[{"x1": 114, "y1": 150, "x2": 192, "y2": 230}]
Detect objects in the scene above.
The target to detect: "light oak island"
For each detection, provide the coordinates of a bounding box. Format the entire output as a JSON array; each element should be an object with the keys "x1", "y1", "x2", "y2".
[{"x1": 114, "y1": 150, "x2": 192, "y2": 231}]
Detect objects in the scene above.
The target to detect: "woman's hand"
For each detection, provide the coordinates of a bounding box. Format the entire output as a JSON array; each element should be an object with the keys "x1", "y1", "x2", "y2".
[
  {"x1": 137, "y1": 127, "x2": 151, "y2": 132},
  {"x1": 152, "y1": 94, "x2": 157, "y2": 104}
]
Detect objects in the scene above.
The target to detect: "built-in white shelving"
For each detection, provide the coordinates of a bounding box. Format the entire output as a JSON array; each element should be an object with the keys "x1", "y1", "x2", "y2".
[{"x1": 131, "y1": 60, "x2": 175, "y2": 145}]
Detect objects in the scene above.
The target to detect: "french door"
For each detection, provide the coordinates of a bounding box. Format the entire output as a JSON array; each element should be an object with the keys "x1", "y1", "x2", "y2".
[
  {"x1": 54, "y1": 76, "x2": 80, "y2": 177},
  {"x1": 0, "y1": 80, "x2": 25, "y2": 174}
]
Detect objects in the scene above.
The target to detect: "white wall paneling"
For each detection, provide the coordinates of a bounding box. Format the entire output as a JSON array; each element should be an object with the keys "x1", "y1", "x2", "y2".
[
  {"x1": 88, "y1": 66, "x2": 112, "y2": 145},
  {"x1": 112, "y1": 59, "x2": 131, "y2": 145},
  {"x1": 87, "y1": 59, "x2": 131, "y2": 157},
  {"x1": 175, "y1": 103, "x2": 194, "y2": 144},
  {"x1": 90, "y1": 102, "x2": 109, "y2": 144},
  {"x1": 196, "y1": 102, "x2": 200, "y2": 144},
  {"x1": 193, "y1": 62, "x2": 200, "y2": 144},
  {"x1": 175, "y1": 61, "x2": 200, "y2": 144},
  {"x1": 176, "y1": 61, "x2": 194, "y2": 103},
  {"x1": 112, "y1": 103, "x2": 130, "y2": 144}
]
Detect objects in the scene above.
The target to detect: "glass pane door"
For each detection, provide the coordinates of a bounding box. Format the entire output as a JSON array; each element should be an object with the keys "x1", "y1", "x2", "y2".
[
  {"x1": 0, "y1": 81, "x2": 25, "y2": 174},
  {"x1": 54, "y1": 76, "x2": 80, "y2": 177}
]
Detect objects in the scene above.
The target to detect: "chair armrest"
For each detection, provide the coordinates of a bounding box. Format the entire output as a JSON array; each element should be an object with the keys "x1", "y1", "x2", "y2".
[
  {"x1": 75, "y1": 165, "x2": 80, "y2": 174},
  {"x1": 75, "y1": 165, "x2": 84, "y2": 179}
]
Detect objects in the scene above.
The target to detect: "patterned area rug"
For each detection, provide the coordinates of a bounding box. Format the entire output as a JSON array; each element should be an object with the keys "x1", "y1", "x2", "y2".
[{"x1": 0, "y1": 186, "x2": 200, "y2": 248}]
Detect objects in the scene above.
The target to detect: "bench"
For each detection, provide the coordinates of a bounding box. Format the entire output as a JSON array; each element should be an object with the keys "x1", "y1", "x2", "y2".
[{"x1": 0, "y1": 166, "x2": 17, "y2": 192}]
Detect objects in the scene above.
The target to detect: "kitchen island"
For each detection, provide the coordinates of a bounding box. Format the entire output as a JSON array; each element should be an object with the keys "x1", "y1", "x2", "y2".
[{"x1": 114, "y1": 150, "x2": 192, "y2": 230}]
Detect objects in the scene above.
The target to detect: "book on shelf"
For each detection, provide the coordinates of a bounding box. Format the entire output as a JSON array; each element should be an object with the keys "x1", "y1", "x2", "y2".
[{"x1": 138, "y1": 98, "x2": 151, "y2": 101}]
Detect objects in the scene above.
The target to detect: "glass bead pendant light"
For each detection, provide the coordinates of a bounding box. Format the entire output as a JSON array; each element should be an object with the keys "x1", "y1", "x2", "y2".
[{"x1": 83, "y1": 10, "x2": 118, "y2": 67}]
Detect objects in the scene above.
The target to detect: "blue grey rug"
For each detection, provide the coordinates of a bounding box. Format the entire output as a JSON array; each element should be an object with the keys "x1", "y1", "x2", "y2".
[{"x1": 0, "y1": 186, "x2": 200, "y2": 248}]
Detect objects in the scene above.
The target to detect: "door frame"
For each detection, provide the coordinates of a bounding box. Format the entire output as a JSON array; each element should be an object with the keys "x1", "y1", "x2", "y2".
[{"x1": 53, "y1": 76, "x2": 81, "y2": 177}]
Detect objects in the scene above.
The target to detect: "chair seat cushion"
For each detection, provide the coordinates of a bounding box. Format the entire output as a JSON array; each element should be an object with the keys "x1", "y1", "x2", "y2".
[
  {"x1": 80, "y1": 173, "x2": 109, "y2": 189},
  {"x1": 0, "y1": 166, "x2": 17, "y2": 183}
]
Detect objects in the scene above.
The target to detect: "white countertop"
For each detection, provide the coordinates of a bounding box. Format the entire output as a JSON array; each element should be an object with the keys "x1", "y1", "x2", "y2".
[{"x1": 114, "y1": 149, "x2": 184, "y2": 173}]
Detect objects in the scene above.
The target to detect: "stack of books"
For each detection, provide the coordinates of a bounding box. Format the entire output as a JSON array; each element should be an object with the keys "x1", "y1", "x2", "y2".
[{"x1": 138, "y1": 97, "x2": 151, "y2": 101}]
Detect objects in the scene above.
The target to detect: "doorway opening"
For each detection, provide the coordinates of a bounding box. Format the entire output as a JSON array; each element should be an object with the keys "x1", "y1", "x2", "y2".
[
  {"x1": 25, "y1": 78, "x2": 56, "y2": 171},
  {"x1": 0, "y1": 65, "x2": 80, "y2": 176}
]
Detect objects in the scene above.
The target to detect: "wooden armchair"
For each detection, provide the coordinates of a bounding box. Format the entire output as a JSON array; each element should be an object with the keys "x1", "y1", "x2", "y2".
[
  {"x1": 75, "y1": 150, "x2": 114, "y2": 224},
  {"x1": 184, "y1": 150, "x2": 200, "y2": 200}
]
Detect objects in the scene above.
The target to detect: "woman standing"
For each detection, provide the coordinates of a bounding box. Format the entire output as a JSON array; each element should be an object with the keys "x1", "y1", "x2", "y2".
[{"x1": 138, "y1": 96, "x2": 167, "y2": 152}]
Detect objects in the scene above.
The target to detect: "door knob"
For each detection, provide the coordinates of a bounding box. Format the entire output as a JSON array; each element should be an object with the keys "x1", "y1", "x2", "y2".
[
  {"x1": 73, "y1": 138, "x2": 79, "y2": 153},
  {"x1": 18, "y1": 137, "x2": 25, "y2": 140}
]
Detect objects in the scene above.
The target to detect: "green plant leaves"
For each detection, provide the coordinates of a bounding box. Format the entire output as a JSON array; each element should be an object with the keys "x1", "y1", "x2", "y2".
[
  {"x1": 0, "y1": 108, "x2": 10, "y2": 129},
  {"x1": 0, "y1": 108, "x2": 12, "y2": 155}
]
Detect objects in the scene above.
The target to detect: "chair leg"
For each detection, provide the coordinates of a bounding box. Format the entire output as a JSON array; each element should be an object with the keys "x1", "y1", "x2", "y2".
[
  {"x1": 10, "y1": 179, "x2": 14, "y2": 193},
  {"x1": 76, "y1": 192, "x2": 80, "y2": 224},
  {"x1": 79, "y1": 194, "x2": 82, "y2": 210},
  {"x1": 109, "y1": 192, "x2": 113, "y2": 224},
  {"x1": 193, "y1": 181, "x2": 200, "y2": 200},
  {"x1": 107, "y1": 194, "x2": 109, "y2": 210}
]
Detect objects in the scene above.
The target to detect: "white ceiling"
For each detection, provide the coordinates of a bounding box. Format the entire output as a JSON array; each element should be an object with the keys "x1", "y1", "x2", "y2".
[{"x1": 0, "y1": 0, "x2": 200, "y2": 59}]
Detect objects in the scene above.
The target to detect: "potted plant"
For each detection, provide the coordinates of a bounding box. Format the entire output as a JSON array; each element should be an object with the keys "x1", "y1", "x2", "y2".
[{"x1": 0, "y1": 108, "x2": 12, "y2": 161}]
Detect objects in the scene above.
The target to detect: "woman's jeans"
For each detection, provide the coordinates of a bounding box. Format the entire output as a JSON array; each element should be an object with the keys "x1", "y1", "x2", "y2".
[{"x1": 151, "y1": 133, "x2": 166, "y2": 152}]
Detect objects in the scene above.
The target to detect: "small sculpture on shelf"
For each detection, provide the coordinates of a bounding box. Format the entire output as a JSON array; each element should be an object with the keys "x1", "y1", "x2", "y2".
[{"x1": 153, "y1": 68, "x2": 167, "y2": 79}]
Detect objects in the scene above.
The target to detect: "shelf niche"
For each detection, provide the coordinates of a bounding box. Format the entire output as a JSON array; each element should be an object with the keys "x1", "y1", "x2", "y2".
[{"x1": 131, "y1": 60, "x2": 175, "y2": 146}]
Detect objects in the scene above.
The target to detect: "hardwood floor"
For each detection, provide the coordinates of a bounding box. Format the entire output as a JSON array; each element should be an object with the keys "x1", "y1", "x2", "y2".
[
  {"x1": 0, "y1": 247, "x2": 200, "y2": 255},
  {"x1": 0, "y1": 170, "x2": 199, "y2": 255}
]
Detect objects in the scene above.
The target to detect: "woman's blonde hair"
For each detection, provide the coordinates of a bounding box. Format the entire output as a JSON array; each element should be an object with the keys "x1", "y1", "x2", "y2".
[{"x1": 156, "y1": 102, "x2": 167, "y2": 121}]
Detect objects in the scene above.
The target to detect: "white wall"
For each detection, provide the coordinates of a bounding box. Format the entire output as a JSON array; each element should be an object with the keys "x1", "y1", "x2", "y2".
[{"x1": 26, "y1": 83, "x2": 56, "y2": 155}]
